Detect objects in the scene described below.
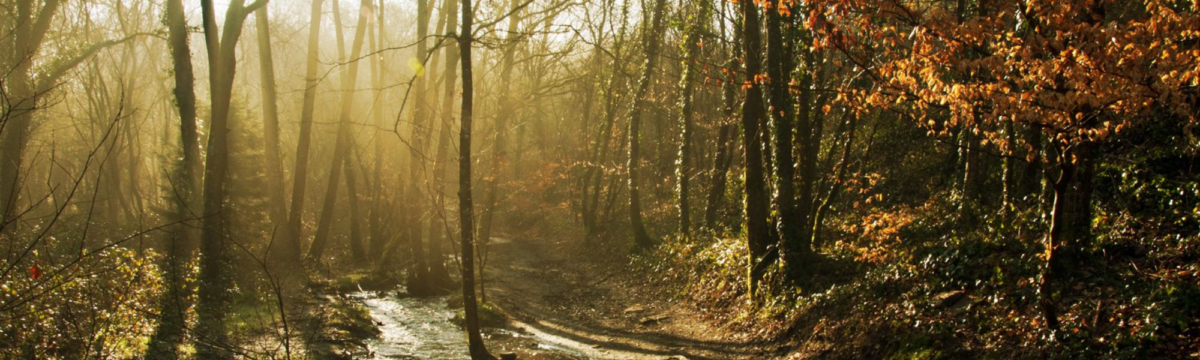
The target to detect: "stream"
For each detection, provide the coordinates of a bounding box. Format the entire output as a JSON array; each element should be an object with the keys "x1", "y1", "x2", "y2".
[{"x1": 350, "y1": 291, "x2": 591, "y2": 360}]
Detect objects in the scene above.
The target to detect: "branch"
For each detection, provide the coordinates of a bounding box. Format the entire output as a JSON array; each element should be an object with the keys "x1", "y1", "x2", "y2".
[{"x1": 36, "y1": 32, "x2": 161, "y2": 94}]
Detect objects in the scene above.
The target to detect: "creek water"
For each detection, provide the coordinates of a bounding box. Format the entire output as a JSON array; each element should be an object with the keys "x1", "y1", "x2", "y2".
[
  {"x1": 351, "y1": 291, "x2": 590, "y2": 360},
  {"x1": 351, "y1": 291, "x2": 471, "y2": 359}
]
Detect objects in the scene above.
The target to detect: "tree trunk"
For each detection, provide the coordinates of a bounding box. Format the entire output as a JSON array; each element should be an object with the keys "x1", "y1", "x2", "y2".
[
  {"x1": 627, "y1": 0, "x2": 668, "y2": 250},
  {"x1": 369, "y1": 0, "x2": 388, "y2": 261},
  {"x1": 429, "y1": 2, "x2": 462, "y2": 289},
  {"x1": 345, "y1": 145, "x2": 366, "y2": 262},
  {"x1": 480, "y1": 0, "x2": 523, "y2": 258},
  {"x1": 404, "y1": 0, "x2": 440, "y2": 295},
  {"x1": 194, "y1": 1, "x2": 262, "y2": 358},
  {"x1": 1, "y1": 0, "x2": 63, "y2": 232},
  {"x1": 147, "y1": 0, "x2": 199, "y2": 356},
  {"x1": 254, "y1": 5, "x2": 294, "y2": 257},
  {"x1": 457, "y1": 1, "x2": 495, "y2": 358},
  {"x1": 1039, "y1": 154, "x2": 1073, "y2": 332},
  {"x1": 811, "y1": 115, "x2": 858, "y2": 249},
  {"x1": 740, "y1": 0, "x2": 772, "y2": 297},
  {"x1": 704, "y1": 15, "x2": 740, "y2": 231},
  {"x1": 1019, "y1": 125, "x2": 1044, "y2": 203},
  {"x1": 307, "y1": 0, "x2": 371, "y2": 262},
  {"x1": 583, "y1": 1, "x2": 631, "y2": 235},
  {"x1": 1065, "y1": 143, "x2": 1095, "y2": 247},
  {"x1": 675, "y1": 0, "x2": 708, "y2": 238},
  {"x1": 286, "y1": 0, "x2": 326, "y2": 263},
  {"x1": 766, "y1": 0, "x2": 805, "y2": 277}
]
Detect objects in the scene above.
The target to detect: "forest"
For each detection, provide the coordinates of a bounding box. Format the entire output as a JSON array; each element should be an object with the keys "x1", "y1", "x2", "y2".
[{"x1": 1, "y1": 0, "x2": 1197, "y2": 358}]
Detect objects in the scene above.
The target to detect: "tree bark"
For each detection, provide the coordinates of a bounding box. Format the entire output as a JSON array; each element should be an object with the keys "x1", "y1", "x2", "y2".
[
  {"x1": 285, "y1": 0, "x2": 326, "y2": 263},
  {"x1": 480, "y1": 0, "x2": 523, "y2": 259},
  {"x1": 740, "y1": 0, "x2": 772, "y2": 297},
  {"x1": 458, "y1": 0, "x2": 496, "y2": 357},
  {"x1": 194, "y1": 1, "x2": 264, "y2": 358},
  {"x1": 766, "y1": 0, "x2": 805, "y2": 276},
  {"x1": 429, "y1": 0, "x2": 462, "y2": 289},
  {"x1": 254, "y1": 5, "x2": 294, "y2": 259},
  {"x1": 403, "y1": 0, "x2": 440, "y2": 295},
  {"x1": 369, "y1": 0, "x2": 388, "y2": 261},
  {"x1": 307, "y1": 0, "x2": 371, "y2": 262},
  {"x1": 147, "y1": 0, "x2": 199, "y2": 356},
  {"x1": 627, "y1": 0, "x2": 668, "y2": 250},
  {"x1": 345, "y1": 144, "x2": 366, "y2": 262},
  {"x1": 704, "y1": 13, "x2": 740, "y2": 231},
  {"x1": 675, "y1": 0, "x2": 709, "y2": 238}
]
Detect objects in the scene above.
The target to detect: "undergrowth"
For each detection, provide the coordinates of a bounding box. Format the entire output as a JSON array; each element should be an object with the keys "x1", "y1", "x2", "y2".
[{"x1": 640, "y1": 194, "x2": 1199, "y2": 359}]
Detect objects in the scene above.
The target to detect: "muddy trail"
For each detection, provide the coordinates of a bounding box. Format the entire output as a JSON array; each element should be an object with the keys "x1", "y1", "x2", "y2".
[{"x1": 481, "y1": 236, "x2": 765, "y2": 360}]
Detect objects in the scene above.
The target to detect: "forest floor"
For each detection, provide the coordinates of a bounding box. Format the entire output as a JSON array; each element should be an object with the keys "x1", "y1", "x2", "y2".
[{"x1": 484, "y1": 235, "x2": 770, "y2": 360}]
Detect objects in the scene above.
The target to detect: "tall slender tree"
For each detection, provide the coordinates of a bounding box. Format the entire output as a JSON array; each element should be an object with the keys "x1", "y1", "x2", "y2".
[
  {"x1": 404, "y1": 0, "x2": 437, "y2": 294},
  {"x1": 457, "y1": 0, "x2": 495, "y2": 357},
  {"x1": 675, "y1": 0, "x2": 709, "y2": 237},
  {"x1": 253, "y1": 5, "x2": 294, "y2": 259},
  {"x1": 146, "y1": 0, "x2": 200, "y2": 356},
  {"x1": 307, "y1": 0, "x2": 372, "y2": 262},
  {"x1": 627, "y1": 0, "x2": 668, "y2": 250},
  {"x1": 739, "y1": 0, "x2": 772, "y2": 297},
  {"x1": 765, "y1": 0, "x2": 805, "y2": 276},
  {"x1": 285, "y1": 0, "x2": 326, "y2": 263}
]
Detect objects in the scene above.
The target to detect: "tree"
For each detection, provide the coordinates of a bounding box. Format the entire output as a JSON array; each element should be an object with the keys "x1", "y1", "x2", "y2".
[
  {"x1": 457, "y1": 0, "x2": 496, "y2": 357},
  {"x1": 582, "y1": 0, "x2": 633, "y2": 236},
  {"x1": 306, "y1": 0, "x2": 372, "y2": 262},
  {"x1": 675, "y1": 0, "x2": 710, "y2": 238},
  {"x1": 764, "y1": 0, "x2": 808, "y2": 277},
  {"x1": 627, "y1": 0, "x2": 668, "y2": 250},
  {"x1": 1, "y1": 0, "x2": 144, "y2": 234},
  {"x1": 704, "y1": 6, "x2": 740, "y2": 231},
  {"x1": 404, "y1": 0, "x2": 438, "y2": 294},
  {"x1": 253, "y1": 4, "x2": 294, "y2": 262},
  {"x1": 369, "y1": 0, "x2": 388, "y2": 261},
  {"x1": 739, "y1": 0, "x2": 772, "y2": 297},
  {"x1": 146, "y1": 0, "x2": 200, "y2": 357},
  {"x1": 809, "y1": 0, "x2": 1200, "y2": 330},
  {"x1": 479, "y1": 0, "x2": 525, "y2": 260},
  {"x1": 428, "y1": 0, "x2": 466, "y2": 291},
  {"x1": 194, "y1": 0, "x2": 266, "y2": 357},
  {"x1": 285, "y1": 0, "x2": 326, "y2": 263}
]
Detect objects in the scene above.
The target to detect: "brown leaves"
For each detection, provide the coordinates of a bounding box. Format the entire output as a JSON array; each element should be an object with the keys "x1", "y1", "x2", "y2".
[{"x1": 809, "y1": 0, "x2": 1200, "y2": 152}]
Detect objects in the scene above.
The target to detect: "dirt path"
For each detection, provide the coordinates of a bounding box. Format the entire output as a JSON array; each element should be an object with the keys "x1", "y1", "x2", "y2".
[{"x1": 484, "y1": 236, "x2": 766, "y2": 360}]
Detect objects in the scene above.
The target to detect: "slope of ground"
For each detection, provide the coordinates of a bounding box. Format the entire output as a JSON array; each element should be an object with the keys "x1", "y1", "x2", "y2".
[{"x1": 485, "y1": 235, "x2": 768, "y2": 360}]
